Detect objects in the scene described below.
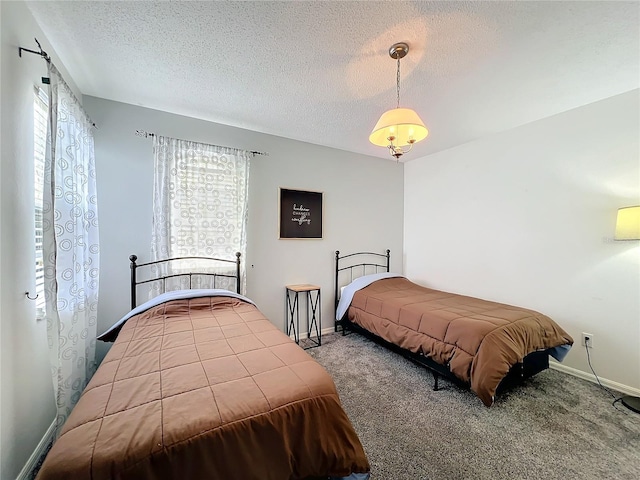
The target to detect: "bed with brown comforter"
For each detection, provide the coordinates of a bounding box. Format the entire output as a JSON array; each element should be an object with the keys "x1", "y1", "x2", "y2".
[
  {"x1": 37, "y1": 293, "x2": 369, "y2": 480},
  {"x1": 338, "y1": 275, "x2": 573, "y2": 406}
]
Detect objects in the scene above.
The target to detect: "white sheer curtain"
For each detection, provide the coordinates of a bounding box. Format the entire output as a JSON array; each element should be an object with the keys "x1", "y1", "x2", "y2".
[
  {"x1": 42, "y1": 63, "x2": 99, "y2": 433},
  {"x1": 151, "y1": 135, "x2": 251, "y2": 294}
]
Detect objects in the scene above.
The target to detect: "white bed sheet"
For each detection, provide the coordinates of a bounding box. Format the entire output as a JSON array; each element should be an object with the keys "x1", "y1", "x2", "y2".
[{"x1": 98, "y1": 289, "x2": 255, "y2": 341}]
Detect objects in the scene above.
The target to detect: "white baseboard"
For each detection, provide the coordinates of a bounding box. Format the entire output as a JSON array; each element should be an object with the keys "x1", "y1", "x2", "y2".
[
  {"x1": 549, "y1": 362, "x2": 640, "y2": 397},
  {"x1": 289, "y1": 326, "x2": 336, "y2": 341},
  {"x1": 16, "y1": 419, "x2": 56, "y2": 480}
]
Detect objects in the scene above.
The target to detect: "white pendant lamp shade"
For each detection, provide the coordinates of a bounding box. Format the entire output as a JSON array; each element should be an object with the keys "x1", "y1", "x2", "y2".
[
  {"x1": 369, "y1": 107, "x2": 429, "y2": 147},
  {"x1": 369, "y1": 43, "x2": 428, "y2": 159}
]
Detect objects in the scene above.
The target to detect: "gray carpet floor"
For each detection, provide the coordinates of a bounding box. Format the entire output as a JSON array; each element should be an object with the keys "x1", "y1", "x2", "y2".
[{"x1": 307, "y1": 333, "x2": 640, "y2": 480}]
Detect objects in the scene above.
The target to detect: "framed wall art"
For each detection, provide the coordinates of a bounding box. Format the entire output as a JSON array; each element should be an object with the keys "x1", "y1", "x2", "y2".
[{"x1": 279, "y1": 188, "x2": 323, "y2": 239}]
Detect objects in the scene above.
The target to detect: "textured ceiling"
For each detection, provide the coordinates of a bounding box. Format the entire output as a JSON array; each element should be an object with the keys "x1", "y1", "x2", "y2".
[{"x1": 26, "y1": 1, "x2": 640, "y2": 160}]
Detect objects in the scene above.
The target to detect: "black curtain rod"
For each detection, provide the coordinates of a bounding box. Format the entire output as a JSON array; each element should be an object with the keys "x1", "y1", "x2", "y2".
[
  {"x1": 135, "y1": 130, "x2": 269, "y2": 156},
  {"x1": 19, "y1": 38, "x2": 97, "y2": 129},
  {"x1": 18, "y1": 38, "x2": 51, "y2": 63}
]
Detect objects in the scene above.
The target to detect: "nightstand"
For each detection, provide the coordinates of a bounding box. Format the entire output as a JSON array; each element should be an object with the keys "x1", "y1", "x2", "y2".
[{"x1": 285, "y1": 284, "x2": 321, "y2": 349}]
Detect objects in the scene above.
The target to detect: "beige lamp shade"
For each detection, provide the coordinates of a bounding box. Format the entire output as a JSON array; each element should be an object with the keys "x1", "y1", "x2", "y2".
[
  {"x1": 614, "y1": 206, "x2": 640, "y2": 240},
  {"x1": 369, "y1": 108, "x2": 429, "y2": 147}
]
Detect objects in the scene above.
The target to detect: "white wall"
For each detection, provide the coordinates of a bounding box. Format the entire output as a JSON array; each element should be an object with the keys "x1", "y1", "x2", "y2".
[
  {"x1": 404, "y1": 89, "x2": 640, "y2": 391},
  {"x1": 0, "y1": 2, "x2": 82, "y2": 478},
  {"x1": 82, "y1": 96, "x2": 404, "y2": 363}
]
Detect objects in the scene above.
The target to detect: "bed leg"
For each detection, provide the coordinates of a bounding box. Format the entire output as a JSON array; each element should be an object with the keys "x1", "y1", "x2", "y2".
[{"x1": 432, "y1": 371, "x2": 439, "y2": 391}]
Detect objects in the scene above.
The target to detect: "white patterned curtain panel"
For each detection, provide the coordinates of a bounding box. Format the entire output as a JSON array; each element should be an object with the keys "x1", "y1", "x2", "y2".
[
  {"x1": 42, "y1": 63, "x2": 99, "y2": 434},
  {"x1": 151, "y1": 135, "x2": 250, "y2": 294}
]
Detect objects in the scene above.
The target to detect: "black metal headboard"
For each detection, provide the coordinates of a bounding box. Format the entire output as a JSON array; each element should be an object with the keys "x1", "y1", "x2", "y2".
[
  {"x1": 334, "y1": 249, "x2": 390, "y2": 314},
  {"x1": 129, "y1": 253, "x2": 241, "y2": 309}
]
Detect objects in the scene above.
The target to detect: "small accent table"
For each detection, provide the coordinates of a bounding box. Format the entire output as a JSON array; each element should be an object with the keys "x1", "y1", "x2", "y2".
[{"x1": 285, "y1": 284, "x2": 321, "y2": 349}]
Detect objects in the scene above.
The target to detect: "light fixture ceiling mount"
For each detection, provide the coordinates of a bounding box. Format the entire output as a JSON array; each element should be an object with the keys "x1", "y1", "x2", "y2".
[
  {"x1": 370, "y1": 42, "x2": 428, "y2": 160},
  {"x1": 389, "y1": 42, "x2": 409, "y2": 60}
]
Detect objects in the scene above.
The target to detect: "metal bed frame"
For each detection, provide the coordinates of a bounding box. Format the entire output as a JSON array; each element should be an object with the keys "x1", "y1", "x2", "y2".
[
  {"x1": 334, "y1": 249, "x2": 390, "y2": 330},
  {"x1": 129, "y1": 253, "x2": 241, "y2": 309},
  {"x1": 334, "y1": 249, "x2": 549, "y2": 394}
]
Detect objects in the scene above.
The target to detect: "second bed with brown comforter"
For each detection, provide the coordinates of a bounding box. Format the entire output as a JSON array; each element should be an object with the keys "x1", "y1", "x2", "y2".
[
  {"x1": 37, "y1": 292, "x2": 370, "y2": 480},
  {"x1": 337, "y1": 274, "x2": 573, "y2": 406}
]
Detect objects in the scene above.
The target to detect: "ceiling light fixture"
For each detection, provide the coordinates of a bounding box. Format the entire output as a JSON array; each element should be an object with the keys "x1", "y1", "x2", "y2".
[{"x1": 369, "y1": 42, "x2": 428, "y2": 160}]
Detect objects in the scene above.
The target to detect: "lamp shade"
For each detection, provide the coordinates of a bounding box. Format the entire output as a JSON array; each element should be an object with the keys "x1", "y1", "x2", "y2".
[
  {"x1": 369, "y1": 108, "x2": 428, "y2": 147},
  {"x1": 614, "y1": 206, "x2": 640, "y2": 240}
]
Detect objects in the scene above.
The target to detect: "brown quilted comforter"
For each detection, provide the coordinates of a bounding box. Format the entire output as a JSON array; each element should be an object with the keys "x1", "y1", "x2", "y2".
[
  {"x1": 37, "y1": 296, "x2": 369, "y2": 480},
  {"x1": 347, "y1": 277, "x2": 573, "y2": 406}
]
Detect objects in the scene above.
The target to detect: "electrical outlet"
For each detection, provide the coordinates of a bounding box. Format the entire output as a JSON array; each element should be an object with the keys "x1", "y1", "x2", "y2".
[{"x1": 581, "y1": 332, "x2": 594, "y2": 348}]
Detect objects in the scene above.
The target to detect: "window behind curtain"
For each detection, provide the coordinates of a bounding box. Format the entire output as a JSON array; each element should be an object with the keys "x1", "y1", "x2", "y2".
[
  {"x1": 174, "y1": 156, "x2": 242, "y2": 259},
  {"x1": 34, "y1": 87, "x2": 48, "y2": 319}
]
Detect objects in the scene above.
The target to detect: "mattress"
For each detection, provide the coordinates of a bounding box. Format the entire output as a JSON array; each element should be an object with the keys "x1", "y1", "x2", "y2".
[{"x1": 37, "y1": 293, "x2": 369, "y2": 480}]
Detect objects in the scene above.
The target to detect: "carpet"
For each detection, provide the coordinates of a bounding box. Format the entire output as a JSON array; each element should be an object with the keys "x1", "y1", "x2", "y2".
[{"x1": 307, "y1": 333, "x2": 640, "y2": 480}]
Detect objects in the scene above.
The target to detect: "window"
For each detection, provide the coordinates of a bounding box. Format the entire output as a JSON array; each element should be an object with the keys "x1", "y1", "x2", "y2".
[
  {"x1": 34, "y1": 88, "x2": 48, "y2": 319},
  {"x1": 173, "y1": 158, "x2": 244, "y2": 258}
]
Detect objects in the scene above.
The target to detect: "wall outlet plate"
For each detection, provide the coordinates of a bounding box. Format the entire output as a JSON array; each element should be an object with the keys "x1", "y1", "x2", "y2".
[{"x1": 581, "y1": 332, "x2": 594, "y2": 348}]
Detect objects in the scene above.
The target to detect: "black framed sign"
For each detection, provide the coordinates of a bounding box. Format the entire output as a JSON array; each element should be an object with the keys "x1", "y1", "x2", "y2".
[{"x1": 279, "y1": 188, "x2": 323, "y2": 239}]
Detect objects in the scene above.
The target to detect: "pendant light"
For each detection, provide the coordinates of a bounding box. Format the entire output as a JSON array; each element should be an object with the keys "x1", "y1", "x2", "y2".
[{"x1": 369, "y1": 42, "x2": 428, "y2": 159}]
